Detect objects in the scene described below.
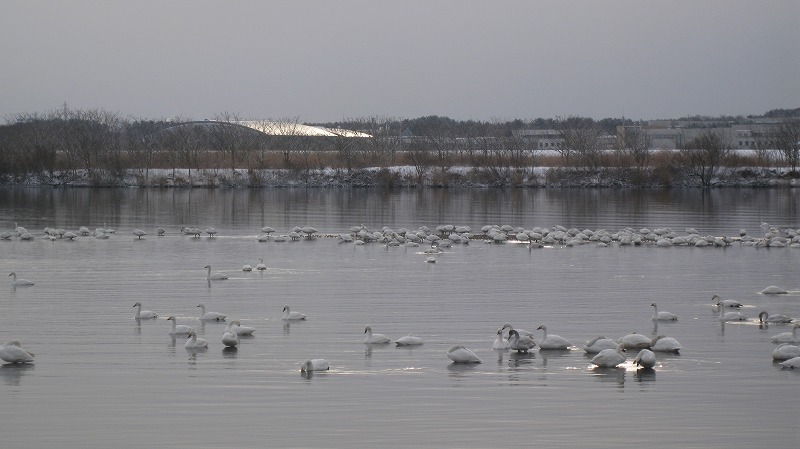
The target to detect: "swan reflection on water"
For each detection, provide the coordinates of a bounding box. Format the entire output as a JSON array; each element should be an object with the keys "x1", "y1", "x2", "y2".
[
  {"x1": 222, "y1": 346, "x2": 238, "y2": 359},
  {"x1": 0, "y1": 363, "x2": 34, "y2": 386},
  {"x1": 590, "y1": 366, "x2": 626, "y2": 387},
  {"x1": 634, "y1": 368, "x2": 657, "y2": 383}
]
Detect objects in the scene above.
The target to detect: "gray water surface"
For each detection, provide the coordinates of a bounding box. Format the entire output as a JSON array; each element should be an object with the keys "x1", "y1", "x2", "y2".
[{"x1": 1, "y1": 188, "x2": 799, "y2": 448}]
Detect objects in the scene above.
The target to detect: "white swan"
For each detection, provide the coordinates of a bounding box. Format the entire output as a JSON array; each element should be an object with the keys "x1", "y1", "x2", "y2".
[
  {"x1": 282, "y1": 305, "x2": 307, "y2": 321},
  {"x1": 197, "y1": 304, "x2": 226, "y2": 321},
  {"x1": 300, "y1": 359, "x2": 330, "y2": 372},
  {"x1": 591, "y1": 344, "x2": 626, "y2": 368},
  {"x1": 499, "y1": 322, "x2": 535, "y2": 338},
  {"x1": 204, "y1": 265, "x2": 228, "y2": 281},
  {"x1": 492, "y1": 329, "x2": 510, "y2": 350},
  {"x1": 761, "y1": 286, "x2": 788, "y2": 295},
  {"x1": 780, "y1": 356, "x2": 800, "y2": 369},
  {"x1": 363, "y1": 325, "x2": 391, "y2": 344},
  {"x1": 9, "y1": 272, "x2": 34, "y2": 286},
  {"x1": 395, "y1": 334, "x2": 424, "y2": 346},
  {"x1": 205, "y1": 227, "x2": 217, "y2": 238},
  {"x1": 221, "y1": 327, "x2": 239, "y2": 348},
  {"x1": 633, "y1": 349, "x2": 657, "y2": 369},
  {"x1": 133, "y1": 301, "x2": 158, "y2": 319},
  {"x1": 242, "y1": 264, "x2": 253, "y2": 272},
  {"x1": 132, "y1": 229, "x2": 147, "y2": 239},
  {"x1": 166, "y1": 316, "x2": 193, "y2": 336},
  {"x1": 0, "y1": 341, "x2": 35, "y2": 364},
  {"x1": 617, "y1": 332, "x2": 652, "y2": 350},
  {"x1": 447, "y1": 345, "x2": 481, "y2": 363},
  {"x1": 719, "y1": 308, "x2": 748, "y2": 322},
  {"x1": 771, "y1": 324, "x2": 800, "y2": 343},
  {"x1": 651, "y1": 303, "x2": 678, "y2": 321},
  {"x1": 508, "y1": 329, "x2": 536, "y2": 353},
  {"x1": 711, "y1": 294, "x2": 742, "y2": 308},
  {"x1": 185, "y1": 330, "x2": 208, "y2": 349},
  {"x1": 582, "y1": 336, "x2": 618, "y2": 354},
  {"x1": 650, "y1": 335, "x2": 682, "y2": 353},
  {"x1": 229, "y1": 320, "x2": 255, "y2": 336},
  {"x1": 256, "y1": 258, "x2": 267, "y2": 271},
  {"x1": 772, "y1": 343, "x2": 800, "y2": 361},
  {"x1": 537, "y1": 324, "x2": 571, "y2": 350},
  {"x1": 758, "y1": 311, "x2": 794, "y2": 324}
]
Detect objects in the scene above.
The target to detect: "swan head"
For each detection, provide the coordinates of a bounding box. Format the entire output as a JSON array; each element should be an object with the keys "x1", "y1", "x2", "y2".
[
  {"x1": 364, "y1": 325, "x2": 372, "y2": 334},
  {"x1": 133, "y1": 302, "x2": 142, "y2": 308},
  {"x1": 650, "y1": 303, "x2": 657, "y2": 308},
  {"x1": 197, "y1": 304, "x2": 205, "y2": 308},
  {"x1": 8, "y1": 272, "x2": 15, "y2": 277},
  {"x1": 758, "y1": 311, "x2": 769, "y2": 322},
  {"x1": 283, "y1": 305, "x2": 289, "y2": 312},
  {"x1": 204, "y1": 265, "x2": 211, "y2": 269},
  {"x1": 187, "y1": 330, "x2": 197, "y2": 338},
  {"x1": 300, "y1": 360, "x2": 312, "y2": 372},
  {"x1": 167, "y1": 316, "x2": 176, "y2": 321},
  {"x1": 508, "y1": 329, "x2": 520, "y2": 339},
  {"x1": 4, "y1": 340, "x2": 22, "y2": 347},
  {"x1": 537, "y1": 325, "x2": 547, "y2": 331}
]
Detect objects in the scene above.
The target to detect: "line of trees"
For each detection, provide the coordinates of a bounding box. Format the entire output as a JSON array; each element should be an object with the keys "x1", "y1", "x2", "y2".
[{"x1": 1, "y1": 106, "x2": 798, "y2": 186}]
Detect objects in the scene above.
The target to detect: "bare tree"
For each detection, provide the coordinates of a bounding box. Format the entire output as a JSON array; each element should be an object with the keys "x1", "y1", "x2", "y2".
[
  {"x1": 57, "y1": 106, "x2": 121, "y2": 179},
  {"x1": 558, "y1": 116, "x2": 602, "y2": 168},
  {"x1": 618, "y1": 125, "x2": 651, "y2": 172},
  {"x1": 774, "y1": 118, "x2": 800, "y2": 172},
  {"x1": 677, "y1": 130, "x2": 731, "y2": 186}
]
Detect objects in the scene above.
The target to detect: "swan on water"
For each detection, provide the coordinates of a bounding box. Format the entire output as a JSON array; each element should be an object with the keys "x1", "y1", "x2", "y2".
[
  {"x1": 197, "y1": 304, "x2": 226, "y2": 321},
  {"x1": 132, "y1": 229, "x2": 147, "y2": 239},
  {"x1": 591, "y1": 344, "x2": 626, "y2": 368},
  {"x1": 221, "y1": 326, "x2": 239, "y2": 348},
  {"x1": 508, "y1": 329, "x2": 536, "y2": 353},
  {"x1": 9, "y1": 272, "x2": 34, "y2": 286},
  {"x1": 447, "y1": 345, "x2": 481, "y2": 363},
  {"x1": 634, "y1": 349, "x2": 657, "y2": 369},
  {"x1": 0, "y1": 341, "x2": 35, "y2": 364},
  {"x1": 758, "y1": 311, "x2": 794, "y2": 324},
  {"x1": 711, "y1": 294, "x2": 742, "y2": 308},
  {"x1": 363, "y1": 325, "x2": 391, "y2": 344},
  {"x1": 185, "y1": 330, "x2": 208, "y2": 349},
  {"x1": 492, "y1": 329, "x2": 510, "y2": 350},
  {"x1": 499, "y1": 323, "x2": 535, "y2": 338},
  {"x1": 395, "y1": 334, "x2": 424, "y2": 346},
  {"x1": 719, "y1": 308, "x2": 748, "y2": 322},
  {"x1": 300, "y1": 359, "x2": 330, "y2": 372},
  {"x1": 133, "y1": 301, "x2": 158, "y2": 319},
  {"x1": 536, "y1": 324, "x2": 572, "y2": 350},
  {"x1": 772, "y1": 344, "x2": 800, "y2": 361},
  {"x1": 771, "y1": 324, "x2": 800, "y2": 343},
  {"x1": 204, "y1": 265, "x2": 228, "y2": 281},
  {"x1": 256, "y1": 258, "x2": 267, "y2": 271},
  {"x1": 651, "y1": 303, "x2": 678, "y2": 321},
  {"x1": 166, "y1": 316, "x2": 193, "y2": 335},
  {"x1": 780, "y1": 356, "x2": 800, "y2": 369},
  {"x1": 242, "y1": 264, "x2": 253, "y2": 272},
  {"x1": 583, "y1": 336, "x2": 618, "y2": 354},
  {"x1": 760, "y1": 286, "x2": 788, "y2": 295},
  {"x1": 205, "y1": 227, "x2": 217, "y2": 238},
  {"x1": 650, "y1": 335, "x2": 682, "y2": 353},
  {"x1": 282, "y1": 305, "x2": 307, "y2": 321},
  {"x1": 617, "y1": 333, "x2": 652, "y2": 350},
  {"x1": 229, "y1": 320, "x2": 255, "y2": 336},
  {"x1": 156, "y1": 226, "x2": 165, "y2": 236}
]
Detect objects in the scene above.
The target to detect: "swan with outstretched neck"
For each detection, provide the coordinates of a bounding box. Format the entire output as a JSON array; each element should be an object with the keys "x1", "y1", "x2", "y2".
[
  {"x1": 537, "y1": 324, "x2": 572, "y2": 350},
  {"x1": 651, "y1": 303, "x2": 678, "y2": 321},
  {"x1": 185, "y1": 330, "x2": 208, "y2": 349},
  {"x1": 204, "y1": 265, "x2": 228, "y2": 281},
  {"x1": 197, "y1": 304, "x2": 226, "y2": 321},
  {"x1": 133, "y1": 302, "x2": 158, "y2": 319},
  {"x1": 9, "y1": 272, "x2": 34, "y2": 286},
  {"x1": 166, "y1": 316, "x2": 193, "y2": 335},
  {"x1": 363, "y1": 325, "x2": 390, "y2": 344},
  {"x1": 282, "y1": 305, "x2": 307, "y2": 321}
]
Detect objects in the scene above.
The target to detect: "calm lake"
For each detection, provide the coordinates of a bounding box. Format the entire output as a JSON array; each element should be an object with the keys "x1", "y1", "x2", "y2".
[{"x1": 1, "y1": 187, "x2": 799, "y2": 448}]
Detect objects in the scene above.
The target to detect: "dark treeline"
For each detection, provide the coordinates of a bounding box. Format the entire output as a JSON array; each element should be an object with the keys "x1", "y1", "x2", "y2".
[{"x1": 0, "y1": 106, "x2": 798, "y2": 187}]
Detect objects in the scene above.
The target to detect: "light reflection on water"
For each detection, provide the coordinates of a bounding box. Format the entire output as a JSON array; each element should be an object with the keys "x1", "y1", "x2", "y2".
[{"x1": 1, "y1": 187, "x2": 799, "y2": 448}]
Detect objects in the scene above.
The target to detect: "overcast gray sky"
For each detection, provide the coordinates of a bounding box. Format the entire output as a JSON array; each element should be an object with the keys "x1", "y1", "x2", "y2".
[{"x1": 2, "y1": 1, "x2": 798, "y2": 122}]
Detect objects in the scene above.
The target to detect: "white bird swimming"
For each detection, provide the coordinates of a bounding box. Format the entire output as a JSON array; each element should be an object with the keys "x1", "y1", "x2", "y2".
[
  {"x1": 300, "y1": 359, "x2": 330, "y2": 372},
  {"x1": 133, "y1": 301, "x2": 158, "y2": 319},
  {"x1": 536, "y1": 324, "x2": 572, "y2": 350},
  {"x1": 395, "y1": 334, "x2": 424, "y2": 346},
  {"x1": 711, "y1": 294, "x2": 742, "y2": 308},
  {"x1": 228, "y1": 320, "x2": 256, "y2": 336},
  {"x1": 633, "y1": 349, "x2": 657, "y2": 369},
  {"x1": 591, "y1": 344, "x2": 626, "y2": 368},
  {"x1": 492, "y1": 329, "x2": 510, "y2": 350},
  {"x1": 185, "y1": 330, "x2": 208, "y2": 349},
  {"x1": 221, "y1": 326, "x2": 239, "y2": 348},
  {"x1": 255, "y1": 258, "x2": 266, "y2": 271},
  {"x1": 651, "y1": 303, "x2": 678, "y2": 321},
  {"x1": 760, "y1": 286, "x2": 788, "y2": 295},
  {"x1": 650, "y1": 335, "x2": 682, "y2": 353},
  {"x1": 582, "y1": 336, "x2": 618, "y2": 354},
  {"x1": 508, "y1": 329, "x2": 536, "y2": 353},
  {"x1": 780, "y1": 356, "x2": 800, "y2": 369},
  {"x1": 0, "y1": 341, "x2": 35, "y2": 364},
  {"x1": 363, "y1": 325, "x2": 391, "y2": 344},
  {"x1": 9, "y1": 272, "x2": 34, "y2": 286},
  {"x1": 447, "y1": 345, "x2": 481, "y2": 363},
  {"x1": 772, "y1": 344, "x2": 800, "y2": 361},
  {"x1": 617, "y1": 333, "x2": 652, "y2": 350},
  {"x1": 242, "y1": 264, "x2": 253, "y2": 272},
  {"x1": 197, "y1": 304, "x2": 226, "y2": 321},
  {"x1": 282, "y1": 305, "x2": 307, "y2": 321},
  {"x1": 166, "y1": 316, "x2": 193, "y2": 335},
  {"x1": 204, "y1": 265, "x2": 228, "y2": 281},
  {"x1": 758, "y1": 311, "x2": 794, "y2": 324},
  {"x1": 771, "y1": 324, "x2": 800, "y2": 343},
  {"x1": 719, "y1": 308, "x2": 748, "y2": 322}
]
